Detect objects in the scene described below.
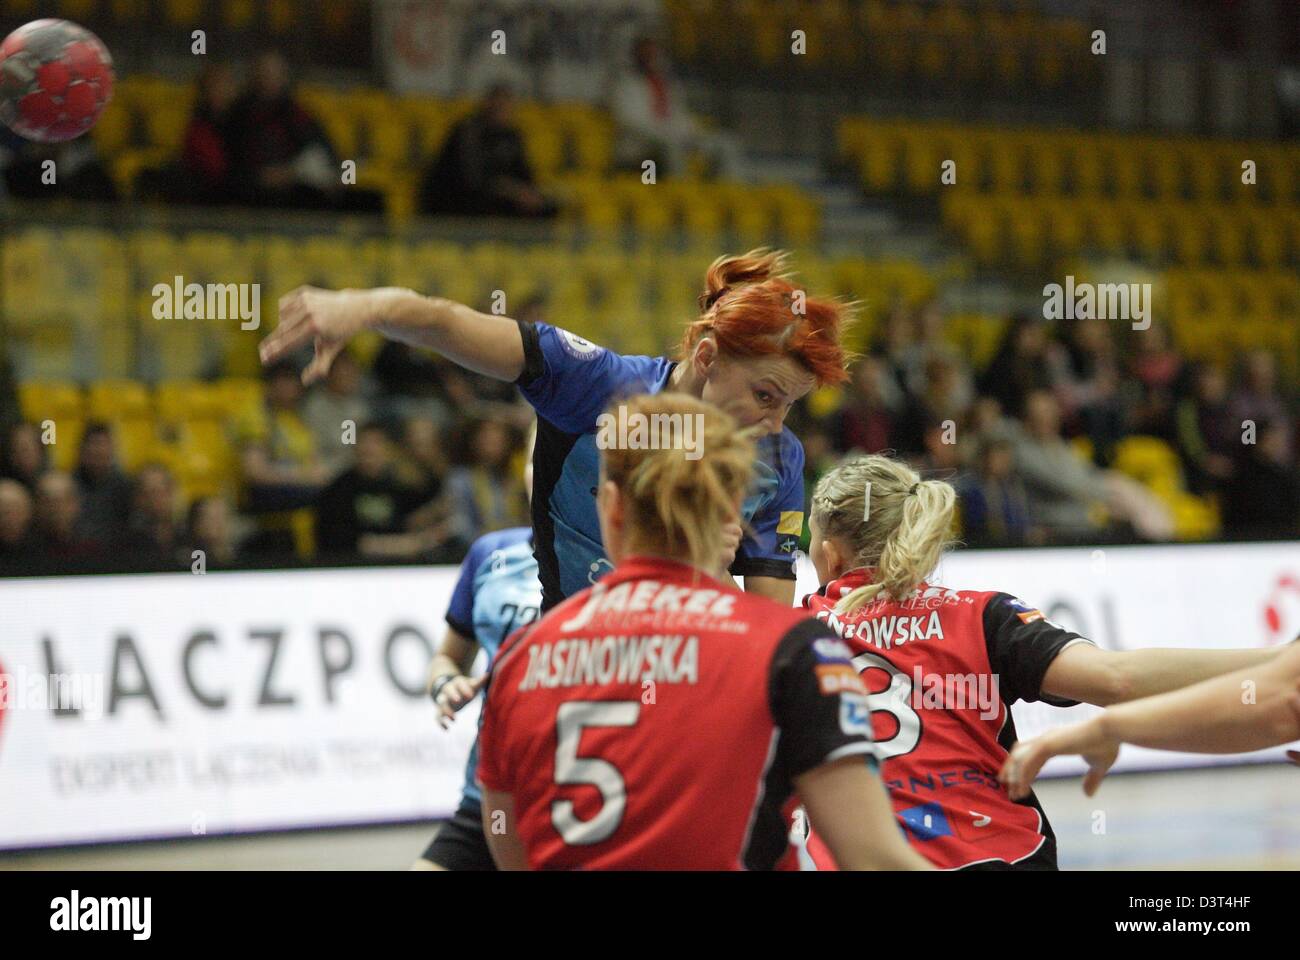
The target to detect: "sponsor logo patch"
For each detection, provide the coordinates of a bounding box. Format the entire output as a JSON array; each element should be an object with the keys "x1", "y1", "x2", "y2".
[
  {"x1": 816, "y1": 664, "x2": 867, "y2": 695},
  {"x1": 812, "y1": 638, "x2": 854, "y2": 663},
  {"x1": 838, "y1": 692, "x2": 872, "y2": 736},
  {"x1": 776, "y1": 511, "x2": 804, "y2": 536},
  {"x1": 557, "y1": 329, "x2": 602, "y2": 360}
]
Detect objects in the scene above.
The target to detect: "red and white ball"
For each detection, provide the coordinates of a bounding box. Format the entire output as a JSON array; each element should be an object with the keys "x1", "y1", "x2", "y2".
[{"x1": 0, "y1": 18, "x2": 114, "y2": 143}]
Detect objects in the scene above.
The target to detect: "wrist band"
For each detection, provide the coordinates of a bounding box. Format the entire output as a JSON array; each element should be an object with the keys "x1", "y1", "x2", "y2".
[{"x1": 429, "y1": 674, "x2": 459, "y2": 704}]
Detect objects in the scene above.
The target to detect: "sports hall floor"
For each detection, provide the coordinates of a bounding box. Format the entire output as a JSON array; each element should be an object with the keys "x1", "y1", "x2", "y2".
[{"x1": 2, "y1": 763, "x2": 1296, "y2": 870}]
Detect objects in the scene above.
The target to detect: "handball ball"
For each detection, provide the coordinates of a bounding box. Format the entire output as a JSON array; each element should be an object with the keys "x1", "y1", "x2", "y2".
[{"x1": 0, "y1": 19, "x2": 113, "y2": 143}]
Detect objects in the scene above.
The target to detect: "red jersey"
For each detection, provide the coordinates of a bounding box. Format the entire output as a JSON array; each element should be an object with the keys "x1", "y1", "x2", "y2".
[
  {"x1": 803, "y1": 569, "x2": 1091, "y2": 870},
  {"x1": 476, "y1": 556, "x2": 879, "y2": 870}
]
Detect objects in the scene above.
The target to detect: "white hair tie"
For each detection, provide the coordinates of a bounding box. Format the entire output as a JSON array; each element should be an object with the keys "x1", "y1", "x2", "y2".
[{"x1": 862, "y1": 481, "x2": 872, "y2": 522}]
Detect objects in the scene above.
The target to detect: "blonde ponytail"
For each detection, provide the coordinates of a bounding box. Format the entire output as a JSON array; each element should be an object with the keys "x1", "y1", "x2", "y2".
[
  {"x1": 600, "y1": 393, "x2": 756, "y2": 574},
  {"x1": 810, "y1": 456, "x2": 957, "y2": 613}
]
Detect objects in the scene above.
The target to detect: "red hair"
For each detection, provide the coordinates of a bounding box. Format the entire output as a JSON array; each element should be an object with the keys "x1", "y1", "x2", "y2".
[{"x1": 678, "y1": 249, "x2": 852, "y2": 386}]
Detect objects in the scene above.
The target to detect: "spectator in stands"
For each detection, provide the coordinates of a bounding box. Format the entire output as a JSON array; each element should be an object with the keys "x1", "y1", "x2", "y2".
[
  {"x1": 303, "y1": 349, "x2": 373, "y2": 476},
  {"x1": 1175, "y1": 363, "x2": 1238, "y2": 495},
  {"x1": 139, "y1": 63, "x2": 239, "y2": 205},
  {"x1": 1128, "y1": 323, "x2": 1185, "y2": 441},
  {"x1": 73, "y1": 423, "x2": 133, "y2": 543},
  {"x1": 417, "y1": 83, "x2": 557, "y2": 218},
  {"x1": 1056, "y1": 316, "x2": 1126, "y2": 464},
  {"x1": 396, "y1": 415, "x2": 450, "y2": 505},
  {"x1": 1, "y1": 422, "x2": 48, "y2": 494},
  {"x1": 913, "y1": 419, "x2": 961, "y2": 475},
  {"x1": 372, "y1": 343, "x2": 455, "y2": 424},
  {"x1": 978, "y1": 313, "x2": 1062, "y2": 419},
  {"x1": 1013, "y1": 390, "x2": 1174, "y2": 543},
  {"x1": 445, "y1": 419, "x2": 529, "y2": 543},
  {"x1": 236, "y1": 360, "x2": 328, "y2": 555},
  {"x1": 124, "y1": 463, "x2": 183, "y2": 566},
  {"x1": 611, "y1": 36, "x2": 743, "y2": 179},
  {"x1": 957, "y1": 436, "x2": 1036, "y2": 548},
  {"x1": 1222, "y1": 419, "x2": 1300, "y2": 541},
  {"x1": 3, "y1": 138, "x2": 117, "y2": 201},
  {"x1": 31, "y1": 471, "x2": 102, "y2": 565},
  {"x1": 314, "y1": 422, "x2": 430, "y2": 559},
  {"x1": 1229, "y1": 350, "x2": 1293, "y2": 462},
  {"x1": 831, "y1": 357, "x2": 897, "y2": 454},
  {"x1": 0, "y1": 478, "x2": 34, "y2": 562},
  {"x1": 226, "y1": 49, "x2": 381, "y2": 212},
  {"x1": 184, "y1": 496, "x2": 240, "y2": 568}
]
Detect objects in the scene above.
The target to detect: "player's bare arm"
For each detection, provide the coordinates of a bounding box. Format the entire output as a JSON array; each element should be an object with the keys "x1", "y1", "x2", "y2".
[
  {"x1": 1040, "y1": 639, "x2": 1290, "y2": 706},
  {"x1": 259, "y1": 285, "x2": 526, "y2": 385},
  {"x1": 427, "y1": 626, "x2": 484, "y2": 729},
  {"x1": 480, "y1": 789, "x2": 529, "y2": 870},
  {"x1": 796, "y1": 759, "x2": 933, "y2": 871},
  {"x1": 1003, "y1": 642, "x2": 1300, "y2": 799}
]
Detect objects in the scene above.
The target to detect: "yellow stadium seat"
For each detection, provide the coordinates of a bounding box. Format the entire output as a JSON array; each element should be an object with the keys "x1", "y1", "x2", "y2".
[
  {"x1": 87, "y1": 380, "x2": 151, "y2": 421},
  {"x1": 156, "y1": 381, "x2": 226, "y2": 423},
  {"x1": 113, "y1": 418, "x2": 160, "y2": 472},
  {"x1": 18, "y1": 382, "x2": 82, "y2": 423}
]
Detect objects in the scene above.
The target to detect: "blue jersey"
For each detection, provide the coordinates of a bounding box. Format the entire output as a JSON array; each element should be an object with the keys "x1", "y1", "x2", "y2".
[
  {"x1": 444, "y1": 526, "x2": 541, "y2": 805},
  {"x1": 515, "y1": 320, "x2": 806, "y2": 610}
]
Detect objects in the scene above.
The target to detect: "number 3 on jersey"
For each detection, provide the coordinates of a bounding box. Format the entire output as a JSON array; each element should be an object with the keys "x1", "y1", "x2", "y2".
[
  {"x1": 851, "y1": 652, "x2": 922, "y2": 760},
  {"x1": 552, "y1": 701, "x2": 639, "y2": 845}
]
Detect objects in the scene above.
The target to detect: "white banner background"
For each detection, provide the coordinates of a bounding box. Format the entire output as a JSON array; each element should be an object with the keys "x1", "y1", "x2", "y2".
[{"x1": 1, "y1": 542, "x2": 1297, "y2": 848}]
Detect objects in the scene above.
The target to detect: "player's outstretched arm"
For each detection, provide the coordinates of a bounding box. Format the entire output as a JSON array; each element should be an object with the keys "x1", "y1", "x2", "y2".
[
  {"x1": 1002, "y1": 643, "x2": 1300, "y2": 799},
  {"x1": 1040, "y1": 637, "x2": 1293, "y2": 706},
  {"x1": 259, "y1": 286, "x2": 526, "y2": 385},
  {"x1": 796, "y1": 758, "x2": 933, "y2": 871},
  {"x1": 480, "y1": 789, "x2": 530, "y2": 870}
]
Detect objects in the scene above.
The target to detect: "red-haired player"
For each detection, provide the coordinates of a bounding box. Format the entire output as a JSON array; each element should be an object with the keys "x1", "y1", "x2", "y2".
[
  {"x1": 475, "y1": 394, "x2": 930, "y2": 870},
  {"x1": 259, "y1": 249, "x2": 850, "y2": 612}
]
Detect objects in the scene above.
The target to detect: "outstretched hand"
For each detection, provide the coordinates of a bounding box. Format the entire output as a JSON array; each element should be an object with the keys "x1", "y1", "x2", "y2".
[
  {"x1": 259, "y1": 286, "x2": 381, "y2": 385},
  {"x1": 1000, "y1": 717, "x2": 1120, "y2": 800}
]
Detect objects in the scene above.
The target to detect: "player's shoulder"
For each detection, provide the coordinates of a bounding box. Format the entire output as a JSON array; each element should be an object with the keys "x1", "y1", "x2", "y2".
[{"x1": 465, "y1": 526, "x2": 533, "y2": 575}]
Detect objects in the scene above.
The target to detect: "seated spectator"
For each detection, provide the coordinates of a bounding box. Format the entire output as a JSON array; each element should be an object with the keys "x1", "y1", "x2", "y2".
[
  {"x1": 1221, "y1": 419, "x2": 1300, "y2": 541},
  {"x1": 831, "y1": 357, "x2": 897, "y2": 455},
  {"x1": 1229, "y1": 350, "x2": 1293, "y2": 463},
  {"x1": 396, "y1": 416, "x2": 449, "y2": 504},
  {"x1": 445, "y1": 419, "x2": 529, "y2": 543},
  {"x1": 73, "y1": 423, "x2": 133, "y2": 542},
  {"x1": 1012, "y1": 390, "x2": 1173, "y2": 543},
  {"x1": 31, "y1": 471, "x2": 103, "y2": 565},
  {"x1": 124, "y1": 463, "x2": 184, "y2": 567},
  {"x1": 236, "y1": 360, "x2": 329, "y2": 555},
  {"x1": 418, "y1": 83, "x2": 557, "y2": 218},
  {"x1": 1128, "y1": 323, "x2": 1185, "y2": 440},
  {"x1": 957, "y1": 437, "x2": 1036, "y2": 547},
  {"x1": 913, "y1": 419, "x2": 961, "y2": 475},
  {"x1": 314, "y1": 422, "x2": 433, "y2": 559},
  {"x1": 372, "y1": 342, "x2": 455, "y2": 424},
  {"x1": 1056, "y1": 316, "x2": 1126, "y2": 464},
  {"x1": 978, "y1": 313, "x2": 1064, "y2": 419},
  {"x1": 1175, "y1": 363, "x2": 1238, "y2": 495},
  {"x1": 302, "y1": 350, "x2": 373, "y2": 476},
  {"x1": 1, "y1": 422, "x2": 49, "y2": 493},
  {"x1": 226, "y1": 49, "x2": 381, "y2": 212},
  {"x1": 611, "y1": 36, "x2": 743, "y2": 179},
  {"x1": 184, "y1": 496, "x2": 241, "y2": 568},
  {"x1": 0, "y1": 478, "x2": 34, "y2": 562},
  {"x1": 3, "y1": 138, "x2": 117, "y2": 201},
  {"x1": 138, "y1": 63, "x2": 239, "y2": 205}
]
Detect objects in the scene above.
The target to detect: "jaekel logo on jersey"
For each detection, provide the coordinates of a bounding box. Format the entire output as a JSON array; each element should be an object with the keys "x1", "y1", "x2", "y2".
[{"x1": 558, "y1": 329, "x2": 602, "y2": 360}]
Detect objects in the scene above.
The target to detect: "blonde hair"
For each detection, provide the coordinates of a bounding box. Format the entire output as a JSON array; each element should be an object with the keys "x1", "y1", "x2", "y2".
[
  {"x1": 810, "y1": 455, "x2": 956, "y2": 613},
  {"x1": 600, "y1": 393, "x2": 756, "y2": 574}
]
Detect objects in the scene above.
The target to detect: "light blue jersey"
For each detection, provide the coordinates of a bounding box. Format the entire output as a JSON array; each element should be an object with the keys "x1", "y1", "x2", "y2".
[{"x1": 444, "y1": 526, "x2": 541, "y2": 805}]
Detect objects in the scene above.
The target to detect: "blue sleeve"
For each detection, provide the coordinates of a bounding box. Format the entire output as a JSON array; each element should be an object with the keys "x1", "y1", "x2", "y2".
[
  {"x1": 514, "y1": 320, "x2": 661, "y2": 434},
  {"x1": 732, "y1": 433, "x2": 804, "y2": 582},
  {"x1": 445, "y1": 536, "x2": 493, "y2": 638}
]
